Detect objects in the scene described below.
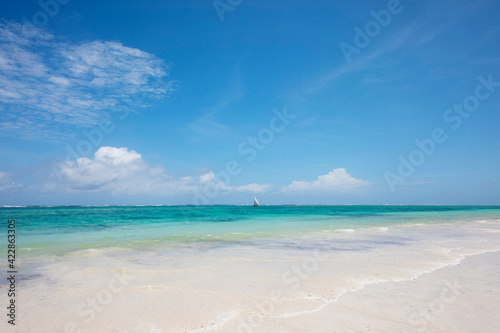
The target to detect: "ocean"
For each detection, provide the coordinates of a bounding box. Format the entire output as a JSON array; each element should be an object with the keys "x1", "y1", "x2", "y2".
[
  {"x1": 3, "y1": 205, "x2": 500, "y2": 255},
  {"x1": 1, "y1": 205, "x2": 500, "y2": 332}
]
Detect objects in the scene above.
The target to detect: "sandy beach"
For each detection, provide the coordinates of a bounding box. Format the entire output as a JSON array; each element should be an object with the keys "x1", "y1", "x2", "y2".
[
  {"x1": 2, "y1": 210, "x2": 499, "y2": 333},
  {"x1": 234, "y1": 250, "x2": 500, "y2": 333},
  {"x1": 12, "y1": 248, "x2": 499, "y2": 333}
]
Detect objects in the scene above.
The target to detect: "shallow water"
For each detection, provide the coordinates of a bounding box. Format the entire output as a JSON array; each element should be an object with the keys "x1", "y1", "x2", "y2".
[{"x1": 2, "y1": 205, "x2": 500, "y2": 255}]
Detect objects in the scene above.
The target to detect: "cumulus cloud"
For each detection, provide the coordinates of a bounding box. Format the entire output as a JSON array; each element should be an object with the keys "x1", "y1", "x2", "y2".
[
  {"x1": 46, "y1": 151, "x2": 365, "y2": 197},
  {"x1": 0, "y1": 20, "x2": 174, "y2": 139},
  {"x1": 47, "y1": 147, "x2": 190, "y2": 195},
  {"x1": 47, "y1": 146, "x2": 270, "y2": 197},
  {"x1": 284, "y1": 168, "x2": 369, "y2": 192}
]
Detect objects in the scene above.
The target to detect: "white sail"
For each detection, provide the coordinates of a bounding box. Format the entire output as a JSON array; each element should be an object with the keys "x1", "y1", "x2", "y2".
[{"x1": 252, "y1": 196, "x2": 260, "y2": 207}]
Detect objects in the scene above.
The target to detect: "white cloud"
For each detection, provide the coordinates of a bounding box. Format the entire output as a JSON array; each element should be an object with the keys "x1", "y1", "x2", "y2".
[
  {"x1": 48, "y1": 147, "x2": 188, "y2": 196},
  {"x1": 0, "y1": 171, "x2": 20, "y2": 191},
  {"x1": 0, "y1": 20, "x2": 174, "y2": 139},
  {"x1": 47, "y1": 146, "x2": 270, "y2": 197},
  {"x1": 5, "y1": 150, "x2": 366, "y2": 199},
  {"x1": 196, "y1": 171, "x2": 232, "y2": 191},
  {"x1": 284, "y1": 168, "x2": 369, "y2": 192},
  {"x1": 235, "y1": 183, "x2": 272, "y2": 193},
  {"x1": 185, "y1": 112, "x2": 230, "y2": 137}
]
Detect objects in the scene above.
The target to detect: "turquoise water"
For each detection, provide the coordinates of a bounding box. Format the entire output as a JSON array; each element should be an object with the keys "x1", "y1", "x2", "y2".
[{"x1": 1, "y1": 205, "x2": 500, "y2": 255}]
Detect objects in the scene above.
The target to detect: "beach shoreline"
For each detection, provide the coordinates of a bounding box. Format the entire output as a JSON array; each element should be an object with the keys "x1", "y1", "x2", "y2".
[
  {"x1": 211, "y1": 249, "x2": 500, "y2": 333},
  {"x1": 1, "y1": 207, "x2": 499, "y2": 332},
  {"x1": 294, "y1": 249, "x2": 500, "y2": 333}
]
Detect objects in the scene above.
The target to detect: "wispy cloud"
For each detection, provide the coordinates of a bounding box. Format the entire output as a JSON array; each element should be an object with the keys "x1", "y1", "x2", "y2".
[
  {"x1": 289, "y1": 0, "x2": 487, "y2": 104},
  {"x1": 295, "y1": 23, "x2": 420, "y2": 99},
  {"x1": 185, "y1": 62, "x2": 246, "y2": 137},
  {"x1": 0, "y1": 20, "x2": 175, "y2": 139},
  {"x1": 0, "y1": 171, "x2": 21, "y2": 192},
  {"x1": 184, "y1": 112, "x2": 231, "y2": 137},
  {"x1": 390, "y1": 180, "x2": 438, "y2": 187},
  {"x1": 235, "y1": 183, "x2": 272, "y2": 193}
]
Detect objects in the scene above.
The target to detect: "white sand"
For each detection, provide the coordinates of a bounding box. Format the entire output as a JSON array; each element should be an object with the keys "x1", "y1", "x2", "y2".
[
  {"x1": 3, "y1": 219, "x2": 500, "y2": 332},
  {"x1": 226, "y1": 250, "x2": 500, "y2": 333}
]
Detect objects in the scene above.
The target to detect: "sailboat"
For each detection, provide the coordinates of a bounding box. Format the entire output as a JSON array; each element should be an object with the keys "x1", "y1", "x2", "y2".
[{"x1": 252, "y1": 196, "x2": 260, "y2": 207}]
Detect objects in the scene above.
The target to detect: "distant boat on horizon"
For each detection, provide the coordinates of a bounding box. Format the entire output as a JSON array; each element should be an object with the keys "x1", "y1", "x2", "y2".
[{"x1": 252, "y1": 196, "x2": 260, "y2": 207}]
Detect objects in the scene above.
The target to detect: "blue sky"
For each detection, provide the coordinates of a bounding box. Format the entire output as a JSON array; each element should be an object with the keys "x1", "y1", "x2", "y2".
[{"x1": 0, "y1": 0, "x2": 499, "y2": 205}]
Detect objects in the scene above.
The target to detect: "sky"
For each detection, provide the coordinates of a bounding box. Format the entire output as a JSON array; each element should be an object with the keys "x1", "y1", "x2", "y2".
[{"x1": 0, "y1": 0, "x2": 499, "y2": 205}]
